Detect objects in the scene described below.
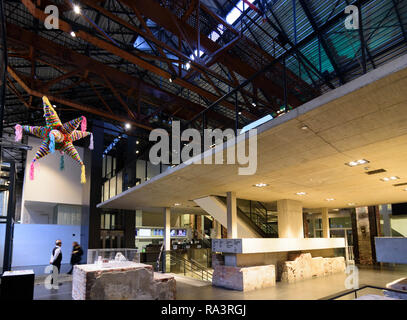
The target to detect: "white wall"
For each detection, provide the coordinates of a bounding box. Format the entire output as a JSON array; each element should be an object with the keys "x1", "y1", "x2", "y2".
[
  {"x1": 0, "y1": 223, "x2": 5, "y2": 269},
  {"x1": 21, "y1": 136, "x2": 87, "y2": 223},
  {"x1": 11, "y1": 224, "x2": 81, "y2": 267},
  {"x1": 391, "y1": 216, "x2": 407, "y2": 236}
]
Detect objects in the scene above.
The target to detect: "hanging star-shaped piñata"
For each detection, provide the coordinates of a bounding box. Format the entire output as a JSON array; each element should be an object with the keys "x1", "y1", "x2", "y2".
[{"x1": 14, "y1": 96, "x2": 93, "y2": 184}]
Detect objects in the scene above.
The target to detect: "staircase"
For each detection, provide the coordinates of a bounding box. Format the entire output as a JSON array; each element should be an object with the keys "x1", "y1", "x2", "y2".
[
  {"x1": 235, "y1": 199, "x2": 278, "y2": 238},
  {"x1": 165, "y1": 251, "x2": 213, "y2": 282},
  {"x1": 194, "y1": 196, "x2": 278, "y2": 238}
]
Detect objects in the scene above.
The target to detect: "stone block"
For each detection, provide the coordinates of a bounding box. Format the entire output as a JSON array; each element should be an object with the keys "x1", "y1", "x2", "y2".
[
  {"x1": 279, "y1": 253, "x2": 313, "y2": 282},
  {"x1": 280, "y1": 254, "x2": 345, "y2": 283},
  {"x1": 311, "y1": 257, "x2": 325, "y2": 278},
  {"x1": 72, "y1": 262, "x2": 175, "y2": 300},
  {"x1": 330, "y1": 257, "x2": 346, "y2": 273},
  {"x1": 212, "y1": 264, "x2": 275, "y2": 291}
]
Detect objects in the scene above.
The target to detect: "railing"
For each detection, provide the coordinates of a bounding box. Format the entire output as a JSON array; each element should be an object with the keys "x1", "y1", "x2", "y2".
[
  {"x1": 321, "y1": 284, "x2": 407, "y2": 300},
  {"x1": 165, "y1": 251, "x2": 213, "y2": 282},
  {"x1": 236, "y1": 198, "x2": 278, "y2": 237},
  {"x1": 194, "y1": 229, "x2": 212, "y2": 249},
  {"x1": 346, "y1": 245, "x2": 354, "y2": 264}
]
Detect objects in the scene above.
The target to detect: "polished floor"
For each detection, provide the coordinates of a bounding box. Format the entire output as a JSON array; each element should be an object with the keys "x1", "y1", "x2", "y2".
[{"x1": 33, "y1": 264, "x2": 407, "y2": 300}]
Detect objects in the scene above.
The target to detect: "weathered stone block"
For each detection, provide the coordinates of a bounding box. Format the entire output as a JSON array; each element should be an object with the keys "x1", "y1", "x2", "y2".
[
  {"x1": 212, "y1": 264, "x2": 275, "y2": 291},
  {"x1": 279, "y1": 253, "x2": 313, "y2": 282},
  {"x1": 72, "y1": 262, "x2": 175, "y2": 300},
  {"x1": 311, "y1": 257, "x2": 325, "y2": 278},
  {"x1": 280, "y1": 254, "x2": 346, "y2": 282}
]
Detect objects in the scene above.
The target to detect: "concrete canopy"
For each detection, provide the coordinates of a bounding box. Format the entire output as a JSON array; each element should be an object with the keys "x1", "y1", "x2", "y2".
[{"x1": 98, "y1": 54, "x2": 407, "y2": 211}]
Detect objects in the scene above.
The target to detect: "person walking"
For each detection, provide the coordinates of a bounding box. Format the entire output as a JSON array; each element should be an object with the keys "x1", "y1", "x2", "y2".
[
  {"x1": 67, "y1": 241, "x2": 83, "y2": 275},
  {"x1": 50, "y1": 239, "x2": 62, "y2": 284}
]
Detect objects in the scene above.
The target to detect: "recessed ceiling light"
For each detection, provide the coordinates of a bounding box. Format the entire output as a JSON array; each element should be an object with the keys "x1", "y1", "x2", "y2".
[
  {"x1": 125, "y1": 123, "x2": 131, "y2": 130},
  {"x1": 73, "y1": 4, "x2": 81, "y2": 14},
  {"x1": 70, "y1": 31, "x2": 76, "y2": 37},
  {"x1": 174, "y1": 203, "x2": 181, "y2": 206},
  {"x1": 346, "y1": 159, "x2": 369, "y2": 167},
  {"x1": 301, "y1": 125, "x2": 309, "y2": 130},
  {"x1": 296, "y1": 192, "x2": 307, "y2": 196},
  {"x1": 238, "y1": 111, "x2": 242, "y2": 115},
  {"x1": 381, "y1": 176, "x2": 400, "y2": 182},
  {"x1": 135, "y1": 150, "x2": 139, "y2": 154},
  {"x1": 136, "y1": 140, "x2": 140, "y2": 144},
  {"x1": 253, "y1": 183, "x2": 269, "y2": 188},
  {"x1": 251, "y1": 102, "x2": 257, "y2": 107},
  {"x1": 326, "y1": 198, "x2": 335, "y2": 201},
  {"x1": 348, "y1": 203, "x2": 356, "y2": 206}
]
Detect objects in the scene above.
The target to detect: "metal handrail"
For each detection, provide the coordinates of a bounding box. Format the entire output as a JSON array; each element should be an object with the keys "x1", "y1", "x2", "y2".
[
  {"x1": 167, "y1": 251, "x2": 213, "y2": 281},
  {"x1": 321, "y1": 284, "x2": 407, "y2": 300}
]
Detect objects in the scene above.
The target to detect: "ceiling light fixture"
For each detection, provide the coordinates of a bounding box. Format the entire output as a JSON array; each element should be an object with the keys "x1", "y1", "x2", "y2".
[
  {"x1": 125, "y1": 123, "x2": 131, "y2": 130},
  {"x1": 185, "y1": 61, "x2": 191, "y2": 70},
  {"x1": 348, "y1": 203, "x2": 356, "y2": 206},
  {"x1": 296, "y1": 192, "x2": 307, "y2": 196},
  {"x1": 169, "y1": 74, "x2": 176, "y2": 83},
  {"x1": 174, "y1": 203, "x2": 181, "y2": 206},
  {"x1": 345, "y1": 159, "x2": 369, "y2": 167},
  {"x1": 252, "y1": 102, "x2": 257, "y2": 107},
  {"x1": 254, "y1": 183, "x2": 269, "y2": 188},
  {"x1": 381, "y1": 176, "x2": 400, "y2": 182},
  {"x1": 326, "y1": 198, "x2": 335, "y2": 201},
  {"x1": 70, "y1": 31, "x2": 76, "y2": 37},
  {"x1": 136, "y1": 140, "x2": 140, "y2": 145},
  {"x1": 73, "y1": 4, "x2": 81, "y2": 14}
]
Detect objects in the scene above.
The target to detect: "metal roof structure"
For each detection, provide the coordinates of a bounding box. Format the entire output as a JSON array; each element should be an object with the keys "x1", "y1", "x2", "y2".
[{"x1": 2, "y1": 0, "x2": 407, "y2": 165}]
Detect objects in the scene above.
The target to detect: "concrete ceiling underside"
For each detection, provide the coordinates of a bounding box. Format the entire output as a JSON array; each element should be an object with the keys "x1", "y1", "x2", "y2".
[{"x1": 98, "y1": 54, "x2": 407, "y2": 211}]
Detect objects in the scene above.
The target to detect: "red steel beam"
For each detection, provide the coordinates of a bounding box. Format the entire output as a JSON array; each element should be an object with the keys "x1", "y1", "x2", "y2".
[
  {"x1": 119, "y1": 0, "x2": 302, "y2": 106},
  {"x1": 21, "y1": 0, "x2": 258, "y2": 120}
]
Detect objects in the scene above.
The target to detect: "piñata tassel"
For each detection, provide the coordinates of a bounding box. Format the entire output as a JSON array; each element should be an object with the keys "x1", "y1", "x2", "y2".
[
  {"x1": 29, "y1": 161, "x2": 35, "y2": 180},
  {"x1": 81, "y1": 116, "x2": 87, "y2": 133},
  {"x1": 49, "y1": 132, "x2": 55, "y2": 153},
  {"x1": 15, "y1": 124, "x2": 22, "y2": 142},
  {"x1": 60, "y1": 154, "x2": 65, "y2": 171},
  {"x1": 81, "y1": 165, "x2": 86, "y2": 184},
  {"x1": 89, "y1": 133, "x2": 94, "y2": 150}
]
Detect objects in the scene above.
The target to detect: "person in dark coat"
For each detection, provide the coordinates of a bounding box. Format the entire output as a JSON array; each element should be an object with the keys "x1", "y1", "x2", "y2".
[{"x1": 67, "y1": 241, "x2": 83, "y2": 275}]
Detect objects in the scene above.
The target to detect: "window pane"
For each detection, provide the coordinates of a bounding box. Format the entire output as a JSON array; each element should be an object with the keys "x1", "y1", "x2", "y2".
[{"x1": 109, "y1": 176, "x2": 116, "y2": 198}]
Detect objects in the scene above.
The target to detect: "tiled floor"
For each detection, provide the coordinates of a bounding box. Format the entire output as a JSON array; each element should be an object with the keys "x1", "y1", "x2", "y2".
[{"x1": 33, "y1": 264, "x2": 407, "y2": 300}]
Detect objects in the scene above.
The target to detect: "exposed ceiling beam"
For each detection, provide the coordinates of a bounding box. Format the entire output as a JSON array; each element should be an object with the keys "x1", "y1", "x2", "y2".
[{"x1": 21, "y1": 0, "x2": 257, "y2": 120}]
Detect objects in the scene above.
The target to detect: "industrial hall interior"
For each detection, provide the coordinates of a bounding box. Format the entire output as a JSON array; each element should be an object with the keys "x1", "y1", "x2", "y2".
[{"x1": 0, "y1": 0, "x2": 407, "y2": 302}]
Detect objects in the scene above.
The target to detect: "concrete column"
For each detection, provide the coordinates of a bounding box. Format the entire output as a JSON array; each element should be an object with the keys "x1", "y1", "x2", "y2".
[
  {"x1": 380, "y1": 205, "x2": 391, "y2": 236},
  {"x1": 226, "y1": 191, "x2": 237, "y2": 239},
  {"x1": 277, "y1": 199, "x2": 303, "y2": 238},
  {"x1": 163, "y1": 207, "x2": 171, "y2": 273},
  {"x1": 135, "y1": 209, "x2": 142, "y2": 227},
  {"x1": 163, "y1": 207, "x2": 171, "y2": 251},
  {"x1": 321, "y1": 207, "x2": 330, "y2": 238}
]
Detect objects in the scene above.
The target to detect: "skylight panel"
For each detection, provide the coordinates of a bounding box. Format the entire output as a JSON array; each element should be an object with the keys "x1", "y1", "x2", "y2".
[{"x1": 226, "y1": 0, "x2": 254, "y2": 25}]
